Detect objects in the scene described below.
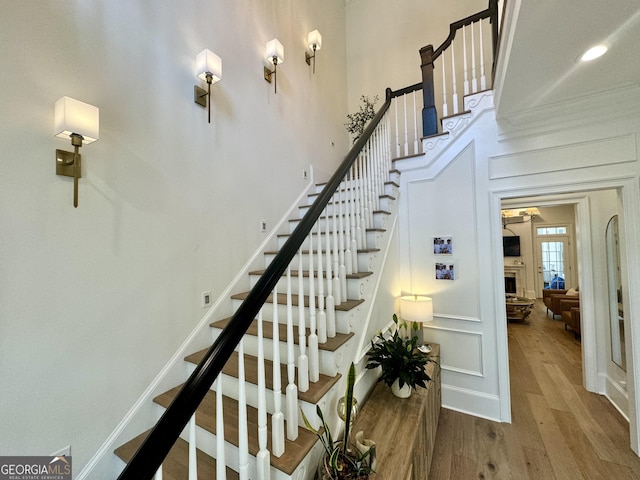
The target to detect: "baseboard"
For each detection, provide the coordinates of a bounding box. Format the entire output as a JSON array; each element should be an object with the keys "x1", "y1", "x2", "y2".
[{"x1": 441, "y1": 384, "x2": 501, "y2": 422}]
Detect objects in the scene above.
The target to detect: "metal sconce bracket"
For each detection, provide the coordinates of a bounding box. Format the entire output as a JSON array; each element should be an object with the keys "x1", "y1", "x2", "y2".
[
  {"x1": 264, "y1": 66, "x2": 274, "y2": 83},
  {"x1": 194, "y1": 85, "x2": 208, "y2": 107},
  {"x1": 305, "y1": 51, "x2": 314, "y2": 66},
  {"x1": 55, "y1": 149, "x2": 81, "y2": 178}
]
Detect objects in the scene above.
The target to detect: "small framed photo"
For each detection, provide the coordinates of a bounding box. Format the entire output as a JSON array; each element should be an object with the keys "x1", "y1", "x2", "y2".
[
  {"x1": 435, "y1": 262, "x2": 455, "y2": 280},
  {"x1": 433, "y1": 236, "x2": 453, "y2": 255}
]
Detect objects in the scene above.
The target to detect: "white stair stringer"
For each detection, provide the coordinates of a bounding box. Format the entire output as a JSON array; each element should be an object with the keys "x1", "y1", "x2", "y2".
[{"x1": 394, "y1": 90, "x2": 495, "y2": 175}]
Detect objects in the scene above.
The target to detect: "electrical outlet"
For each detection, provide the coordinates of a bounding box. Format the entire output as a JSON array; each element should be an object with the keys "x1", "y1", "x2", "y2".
[
  {"x1": 261, "y1": 220, "x2": 267, "y2": 232},
  {"x1": 202, "y1": 291, "x2": 212, "y2": 308},
  {"x1": 51, "y1": 445, "x2": 71, "y2": 457},
  {"x1": 303, "y1": 169, "x2": 308, "y2": 180}
]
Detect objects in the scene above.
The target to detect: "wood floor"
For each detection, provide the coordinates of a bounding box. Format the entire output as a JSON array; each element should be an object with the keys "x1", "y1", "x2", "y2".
[{"x1": 428, "y1": 299, "x2": 640, "y2": 479}]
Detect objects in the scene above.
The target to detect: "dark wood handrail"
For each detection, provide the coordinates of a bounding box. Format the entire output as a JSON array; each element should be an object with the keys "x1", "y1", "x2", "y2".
[
  {"x1": 433, "y1": 0, "x2": 498, "y2": 60},
  {"x1": 116, "y1": 87, "x2": 394, "y2": 480}
]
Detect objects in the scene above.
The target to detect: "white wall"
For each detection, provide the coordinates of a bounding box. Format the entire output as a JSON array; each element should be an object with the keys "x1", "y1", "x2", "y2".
[
  {"x1": 396, "y1": 87, "x2": 640, "y2": 424},
  {"x1": 345, "y1": 0, "x2": 486, "y2": 111},
  {"x1": 0, "y1": 0, "x2": 349, "y2": 472}
]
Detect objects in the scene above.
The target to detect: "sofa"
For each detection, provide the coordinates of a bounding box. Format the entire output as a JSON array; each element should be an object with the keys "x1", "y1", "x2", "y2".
[
  {"x1": 543, "y1": 288, "x2": 579, "y2": 318},
  {"x1": 561, "y1": 304, "x2": 581, "y2": 339}
]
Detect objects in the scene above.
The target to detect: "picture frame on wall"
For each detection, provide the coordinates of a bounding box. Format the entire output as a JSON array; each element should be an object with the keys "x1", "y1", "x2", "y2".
[
  {"x1": 435, "y1": 262, "x2": 455, "y2": 280},
  {"x1": 433, "y1": 236, "x2": 453, "y2": 255}
]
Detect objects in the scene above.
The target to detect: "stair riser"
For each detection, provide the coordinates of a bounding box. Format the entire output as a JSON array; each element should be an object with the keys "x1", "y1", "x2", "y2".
[
  {"x1": 312, "y1": 181, "x2": 398, "y2": 197},
  {"x1": 229, "y1": 299, "x2": 355, "y2": 334},
  {"x1": 249, "y1": 272, "x2": 365, "y2": 300},
  {"x1": 276, "y1": 229, "x2": 382, "y2": 251},
  {"x1": 264, "y1": 250, "x2": 377, "y2": 274},
  {"x1": 300, "y1": 196, "x2": 394, "y2": 216},
  {"x1": 209, "y1": 327, "x2": 346, "y2": 378},
  {"x1": 288, "y1": 213, "x2": 389, "y2": 233},
  {"x1": 184, "y1": 363, "x2": 332, "y2": 431}
]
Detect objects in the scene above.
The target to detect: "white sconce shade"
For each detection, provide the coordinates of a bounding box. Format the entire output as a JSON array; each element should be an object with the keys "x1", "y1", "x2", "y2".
[
  {"x1": 400, "y1": 295, "x2": 434, "y2": 323},
  {"x1": 265, "y1": 38, "x2": 284, "y2": 65},
  {"x1": 54, "y1": 96, "x2": 99, "y2": 144},
  {"x1": 308, "y1": 30, "x2": 322, "y2": 50},
  {"x1": 196, "y1": 49, "x2": 222, "y2": 83}
]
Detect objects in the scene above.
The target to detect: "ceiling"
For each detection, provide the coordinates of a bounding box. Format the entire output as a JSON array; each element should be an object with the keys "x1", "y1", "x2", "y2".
[{"x1": 494, "y1": 0, "x2": 640, "y2": 120}]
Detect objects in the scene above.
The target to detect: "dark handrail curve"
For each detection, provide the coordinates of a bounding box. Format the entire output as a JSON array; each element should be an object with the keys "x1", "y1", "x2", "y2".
[
  {"x1": 117, "y1": 87, "x2": 393, "y2": 480},
  {"x1": 433, "y1": 0, "x2": 498, "y2": 61}
]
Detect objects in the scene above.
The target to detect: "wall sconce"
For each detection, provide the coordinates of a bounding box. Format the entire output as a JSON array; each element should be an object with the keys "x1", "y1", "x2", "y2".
[
  {"x1": 305, "y1": 30, "x2": 322, "y2": 74},
  {"x1": 194, "y1": 49, "x2": 222, "y2": 123},
  {"x1": 54, "y1": 96, "x2": 99, "y2": 208},
  {"x1": 400, "y1": 295, "x2": 433, "y2": 350},
  {"x1": 264, "y1": 39, "x2": 284, "y2": 93}
]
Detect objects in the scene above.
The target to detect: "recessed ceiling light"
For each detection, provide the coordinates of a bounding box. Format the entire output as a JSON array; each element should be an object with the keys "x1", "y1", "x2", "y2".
[{"x1": 580, "y1": 45, "x2": 608, "y2": 62}]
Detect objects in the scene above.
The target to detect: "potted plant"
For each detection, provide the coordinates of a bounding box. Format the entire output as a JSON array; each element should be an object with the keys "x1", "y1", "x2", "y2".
[
  {"x1": 302, "y1": 363, "x2": 375, "y2": 479},
  {"x1": 345, "y1": 95, "x2": 379, "y2": 144},
  {"x1": 366, "y1": 313, "x2": 432, "y2": 398}
]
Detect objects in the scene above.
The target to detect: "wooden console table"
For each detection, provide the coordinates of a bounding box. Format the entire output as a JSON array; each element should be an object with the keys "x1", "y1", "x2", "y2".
[{"x1": 352, "y1": 344, "x2": 441, "y2": 480}]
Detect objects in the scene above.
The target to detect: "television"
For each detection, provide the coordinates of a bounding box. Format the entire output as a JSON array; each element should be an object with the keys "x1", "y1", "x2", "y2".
[{"x1": 503, "y1": 236, "x2": 521, "y2": 257}]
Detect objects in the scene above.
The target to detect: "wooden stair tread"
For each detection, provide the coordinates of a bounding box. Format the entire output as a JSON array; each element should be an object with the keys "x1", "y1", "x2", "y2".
[
  {"x1": 248, "y1": 268, "x2": 373, "y2": 280},
  {"x1": 441, "y1": 109, "x2": 471, "y2": 122},
  {"x1": 276, "y1": 228, "x2": 381, "y2": 237},
  {"x1": 289, "y1": 210, "x2": 391, "y2": 222},
  {"x1": 391, "y1": 152, "x2": 425, "y2": 162},
  {"x1": 209, "y1": 316, "x2": 354, "y2": 352},
  {"x1": 154, "y1": 387, "x2": 318, "y2": 475},
  {"x1": 115, "y1": 430, "x2": 239, "y2": 480},
  {"x1": 263, "y1": 248, "x2": 380, "y2": 255},
  {"x1": 230, "y1": 291, "x2": 364, "y2": 311},
  {"x1": 185, "y1": 349, "x2": 342, "y2": 404}
]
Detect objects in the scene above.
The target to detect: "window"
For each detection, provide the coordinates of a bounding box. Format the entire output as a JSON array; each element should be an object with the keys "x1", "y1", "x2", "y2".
[{"x1": 537, "y1": 226, "x2": 567, "y2": 235}]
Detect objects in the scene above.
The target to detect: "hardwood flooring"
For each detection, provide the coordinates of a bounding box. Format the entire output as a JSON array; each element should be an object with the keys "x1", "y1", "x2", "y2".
[{"x1": 428, "y1": 299, "x2": 640, "y2": 479}]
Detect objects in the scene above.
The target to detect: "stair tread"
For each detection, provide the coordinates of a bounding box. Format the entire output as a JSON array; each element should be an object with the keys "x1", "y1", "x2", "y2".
[
  {"x1": 248, "y1": 268, "x2": 373, "y2": 280},
  {"x1": 185, "y1": 349, "x2": 342, "y2": 404},
  {"x1": 154, "y1": 387, "x2": 318, "y2": 475},
  {"x1": 276, "y1": 229, "x2": 382, "y2": 237},
  {"x1": 264, "y1": 248, "x2": 380, "y2": 255},
  {"x1": 210, "y1": 316, "x2": 353, "y2": 352},
  {"x1": 230, "y1": 291, "x2": 365, "y2": 311},
  {"x1": 441, "y1": 109, "x2": 471, "y2": 122},
  {"x1": 289, "y1": 210, "x2": 391, "y2": 222},
  {"x1": 392, "y1": 152, "x2": 425, "y2": 162},
  {"x1": 115, "y1": 430, "x2": 239, "y2": 480}
]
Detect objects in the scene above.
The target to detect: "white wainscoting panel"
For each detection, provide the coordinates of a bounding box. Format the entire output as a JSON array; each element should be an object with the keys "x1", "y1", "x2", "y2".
[
  {"x1": 424, "y1": 325, "x2": 483, "y2": 377},
  {"x1": 489, "y1": 134, "x2": 637, "y2": 179}
]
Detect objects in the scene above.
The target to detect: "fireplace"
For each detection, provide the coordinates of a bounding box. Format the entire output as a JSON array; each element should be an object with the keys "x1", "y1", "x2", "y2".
[
  {"x1": 505, "y1": 275, "x2": 517, "y2": 294},
  {"x1": 504, "y1": 264, "x2": 525, "y2": 297}
]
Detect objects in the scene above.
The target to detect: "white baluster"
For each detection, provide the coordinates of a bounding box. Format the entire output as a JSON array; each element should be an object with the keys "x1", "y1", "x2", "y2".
[
  {"x1": 332, "y1": 193, "x2": 341, "y2": 306},
  {"x1": 349, "y1": 168, "x2": 359, "y2": 274},
  {"x1": 238, "y1": 339, "x2": 249, "y2": 480},
  {"x1": 154, "y1": 465, "x2": 162, "y2": 480},
  {"x1": 308, "y1": 233, "x2": 319, "y2": 383},
  {"x1": 441, "y1": 56, "x2": 448, "y2": 118},
  {"x1": 367, "y1": 147, "x2": 374, "y2": 227},
  {"x1": 285, "y1": 266, "x2": 298, "y2": 440},
  {"x1": 354, "y1": 155, "x2": 364, "y2": 249},
  {"x1": 403, "y1": 94, "x2": 409, "y2": 156},
  {"x1": 344, "y1": 181, "x2": 353, "y2": 276},
  {"x1": 256, "y1": 310, "x2": 271, "y2": 480},
  {"x1": 480, "y1": 19, "x2": 486, "y2": 90},
  {"x1": 271, "y1": 284, "x2": 285, "y2": 457},
  {"x1": 451, "y1": 45, "x2": 459, "y2": 114},
  {"x1": 412, "y1": 91, "x2": 419, "y2": 154},
  {"x1": 394, "y1": 99, "x2": 400, "y2": 158},
  {"x1": 471, "y1": 21, "x2": 478, "y2": 93},
  {"x1": 297, "y1": 249, "x2": 309, "y2": 393},
  {"x1": 188, "y1": 414, "x2": 197, "y2": 480},
  {"x1": 324, "y1": 209, "x2": 336, "y2": 338},
  {"x1": 463, "y1": 25, "x2": 470, "y2": 96},
  {"x1": 215, "y1": 377, "x2": 226, "y2": 480},
  {"x1": 316, "y1": 221, "x2": 327, "y2": 343},
  {"x1": 338, "y1": 185, "x2": 348, "y2": 300}
]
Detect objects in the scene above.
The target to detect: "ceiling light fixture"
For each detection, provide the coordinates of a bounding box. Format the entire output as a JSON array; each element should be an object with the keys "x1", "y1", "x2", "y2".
[{"x1": 580, "y1": 45, "x2": 607, "y2": 62}]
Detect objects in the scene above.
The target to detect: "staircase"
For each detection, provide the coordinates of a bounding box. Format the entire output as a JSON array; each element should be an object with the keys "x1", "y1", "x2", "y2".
[
  {"x1": 114, "y1": 164, "x2": 401, "y2": 479},
  {"x1": 112, "y1": 3, "x2": 499, "y2": 478}
]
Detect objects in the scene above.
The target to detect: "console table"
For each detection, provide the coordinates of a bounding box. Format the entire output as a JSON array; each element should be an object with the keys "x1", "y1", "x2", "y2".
[{"x1": 352, "y1": 344, "x2": 441, "y2": 479}]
